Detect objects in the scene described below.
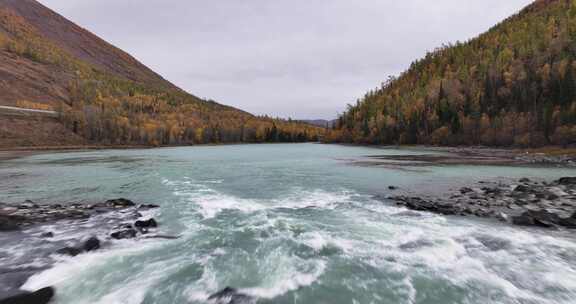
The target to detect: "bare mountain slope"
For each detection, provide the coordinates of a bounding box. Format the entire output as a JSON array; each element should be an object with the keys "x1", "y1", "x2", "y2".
[
  {"x1": 0, "y1": 0, "x2": 177, "y2": 91},
  {"x1": 0, "y1": 0, "x2": 323, "y2": 147}
]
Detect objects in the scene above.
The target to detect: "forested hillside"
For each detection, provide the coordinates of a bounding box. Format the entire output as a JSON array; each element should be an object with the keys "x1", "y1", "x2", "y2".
[
  {"x1": 326, "y1": 0, "x2": 576, "y2": 147},
  {"x1": 0, "y1": 0, "x2": 322, "y2": 147}
]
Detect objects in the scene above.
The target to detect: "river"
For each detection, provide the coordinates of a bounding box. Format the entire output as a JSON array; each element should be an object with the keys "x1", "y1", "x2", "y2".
[{"x1": 1, "y1": 143, "x2": 576, "y2": 304}]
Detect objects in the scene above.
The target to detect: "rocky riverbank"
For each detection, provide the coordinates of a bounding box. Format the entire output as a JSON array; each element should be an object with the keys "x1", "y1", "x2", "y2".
[
  {"x1": 0, "y1": 198, "x2": 159, "y2": 232},
  {"x1": 389, "y1": 177, "x2": 576, "y2": 229},
  {"x1": 353, "y1": 146, "x2": 576, "y2": 169},
  {"x1": 0, "y1": 198, "x2": 168, "y2": 302}
]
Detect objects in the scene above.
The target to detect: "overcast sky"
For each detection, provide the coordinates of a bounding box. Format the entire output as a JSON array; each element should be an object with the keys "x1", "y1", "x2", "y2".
[{"x1": 38, "y1": 0, "x2": 532, "y2": 119}]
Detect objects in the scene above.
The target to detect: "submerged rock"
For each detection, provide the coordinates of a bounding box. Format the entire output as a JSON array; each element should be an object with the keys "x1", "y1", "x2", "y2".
[
  {"x1": 208, "y1": 287, "x2": 254, "y2": 304},
  {"x1": 110, "y1": 229, "x2": 137, "y2": 240},
  {"x1": 40, "y1": 232, "x2": 54, "y2": 238},
  {"x1": 474, "y1": 234, "x2": 511, "y2": 251},
  {"x1": 56, "y1": 247, "x2": 82, "y2": 257},
  {"x1": 83, "y1": 237, "x2": 101, "y2": 252},
  {"x1": 0, "y1": 287, "x2": 54, "y2": 304},
  {"x1": 56, "y1": 237, "x2": 101, "y2": 256},
  {"x1": 138, "y1": 204, "x2": 160, "y2": 209},
  {"x1": 134, "y1": 218, "x2": 158, "y2": 229},
  {"x1": 398, "y1": 239, "x2": 435, "y2": 251}
]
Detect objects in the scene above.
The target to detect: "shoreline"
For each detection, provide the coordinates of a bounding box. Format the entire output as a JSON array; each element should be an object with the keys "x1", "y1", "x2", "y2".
[
  {"x1": 386, "y1": 176, "x2": 576, "y2": 230},
  {"x1": 0, "y1": 142, "x2": 320, "y2": 161},
  {"x1": 2, "y1": 143, "x2": 576, "y2": 164}
]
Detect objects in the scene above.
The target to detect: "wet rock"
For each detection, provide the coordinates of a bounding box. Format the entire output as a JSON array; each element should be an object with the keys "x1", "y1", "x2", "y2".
[
  {"x1": 558, "y1": 177, "x2": 576, "y2": 185},
  {"x1": 0, "y1": 216, "x2": 19, "y2": 232},
  {"x1": 134, "y1": 218, "x2": 157, "y2": 229},
  {"x1": 56, "y1": 247, "x2": 82, "y2": 257},
  {"x1": 388, "y1": 186, "x2": 398, "y2": 190},
  {"x1": 509, "y1": 210, "x2": 561, "y2": 228},
  {"x1": 0, "y1": 286, "x2": 54, "y2": 304},
  {"x1": 82, "y1": 237, "x2": 100, "y2": 252},
  {"x1": 389, "y1": 176, "x2": 576, "y2": 230},
  {"x1": 513, "y1": 185, "x2": 531, "y2": 193},
  {"x1": 105, "y1": 198, "x2": 136, "y2": 208},
  {"x1": 0, "y1": 198, "x2": 148, "y2": 229},
  {"x1": 17, "y1": 201, "x2": 38, "y2": 209},
  {"x1": 138, "y1": 204, "x2": 160, "y2": 209},
  {"x1": 208, "y1": 287, "x2": 254, "y2": 304},
  {"x1": 110, "y1": 229, "x2": 137, "y2": 240}
]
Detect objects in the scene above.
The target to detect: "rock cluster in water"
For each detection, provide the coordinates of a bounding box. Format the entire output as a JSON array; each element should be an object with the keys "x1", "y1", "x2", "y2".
[
  {"x1": 0, "y1": 198, "x2": 159, "y2": 232},
  {"x1": 391, "y1": 177, "x2": 576, "y2": 229},
  {"x1": 0, "y1": 198, "x2": 166, "y2": 303}
]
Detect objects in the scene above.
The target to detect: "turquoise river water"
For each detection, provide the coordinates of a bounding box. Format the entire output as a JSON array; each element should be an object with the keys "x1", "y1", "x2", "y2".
[{"x1": 1, "y1": 143, "x2": 576, "y2": 304}]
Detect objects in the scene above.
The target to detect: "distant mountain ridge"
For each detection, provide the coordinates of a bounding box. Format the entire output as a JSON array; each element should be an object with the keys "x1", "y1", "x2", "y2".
[
  {"x1": 327, "y1": 0, "x2": 576, "y2": 147},
  {"x1": 299, "y1": 119, "x2": 336, "y2": 128},
  {"x1": 0, "y1": 0, "x2": 322, "y2": 147}
]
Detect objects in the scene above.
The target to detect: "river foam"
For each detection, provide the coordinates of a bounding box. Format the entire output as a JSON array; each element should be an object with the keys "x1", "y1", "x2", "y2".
[{"x1": 5, "y1": 144, "x2": 576, "y2": 304}]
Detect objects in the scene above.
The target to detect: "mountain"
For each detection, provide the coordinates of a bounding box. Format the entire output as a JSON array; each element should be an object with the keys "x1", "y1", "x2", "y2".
[
  {"x1": 0, "y1": 0, "x2": 322, "y2": 147},
  {"x1": 327, "y1": 0, "x2": 576, "y2": 148}
]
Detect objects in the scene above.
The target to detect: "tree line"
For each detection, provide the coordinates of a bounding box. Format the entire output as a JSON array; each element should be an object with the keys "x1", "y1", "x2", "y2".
[{"x1": 326, "y1": 0, "x2": 576, "y2": 147}]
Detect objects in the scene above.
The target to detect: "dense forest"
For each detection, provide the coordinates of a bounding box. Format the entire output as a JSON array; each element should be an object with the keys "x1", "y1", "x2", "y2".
[
  {"x1": 326, "y1": 0, "x2": 576, "y2": 147},
  {"x1": 0, "y1": 2, "x2": 323, "y2": 146}
]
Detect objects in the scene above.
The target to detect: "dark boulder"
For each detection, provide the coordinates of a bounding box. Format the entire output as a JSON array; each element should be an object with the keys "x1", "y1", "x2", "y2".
[
  {"x1": 208, "y1": 287, "x2": 254, "y2": 304},
  {"x1": 110, "y1": 229, "x2": 137, "y2": 240},
  {"x1": 513, "y1": 185, "x2": 531, "y2": 193},
  {"x1": 0, "y1": 286, "x2": 54, "y2": 304},
  {"x1": 56, "y1": 247, "x2": 82, "y2": 257},
  {"x1": 460, "y1": 187, "x2": 473, "y2": 194},
  {"x1": 558, "y1": 177, "x2": 576, "y2": 185},
  {"x1": 510, "y1": 210, "x2": 561, "y2": 228},
  {"x1": 0, "y1": 216, "x2": 19, "y2": 232},
  {"x1": 82, "y1": 237, "x2": 100, "y2": 252},
  {"x1": 560, "y1": 217, "x2": 576, "y2": 228},
  {"x1": 134, "y1": 218, "x2": 157, "y2": 229},
  {"x1": 388, "y1": 186, "x2": 398, "y2": 190},
  {"x1": 105, "y1": 198, "x2": 136, "y2": 208}
]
